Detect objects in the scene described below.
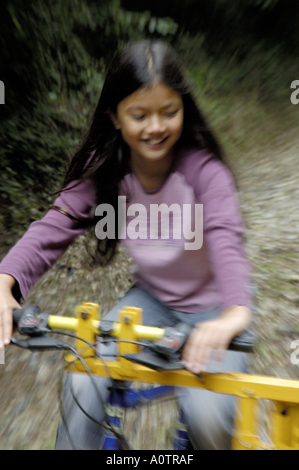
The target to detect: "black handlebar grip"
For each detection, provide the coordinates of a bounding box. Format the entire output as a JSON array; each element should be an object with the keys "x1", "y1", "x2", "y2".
[
  {"x1": 13, "y1": 308, "x2": 24, "y2": 327},
  {"x1": 228, "y1": 329, "x2": 256, "y2": 353}
]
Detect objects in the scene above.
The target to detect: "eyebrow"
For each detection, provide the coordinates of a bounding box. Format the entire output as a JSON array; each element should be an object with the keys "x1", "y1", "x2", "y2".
[{"x1": 127, "y1": 103, "x2": 181, "y2": 112}]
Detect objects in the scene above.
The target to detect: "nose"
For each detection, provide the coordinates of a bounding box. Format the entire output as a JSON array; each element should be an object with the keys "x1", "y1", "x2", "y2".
[{"x1": 146, "y1": 114, "x2": 166, "y2": 134}]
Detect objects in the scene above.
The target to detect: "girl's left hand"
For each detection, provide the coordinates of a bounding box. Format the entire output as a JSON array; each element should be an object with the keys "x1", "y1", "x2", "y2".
[{"x1": 182, "y1": 306, "x2": 251, "y2": 374}]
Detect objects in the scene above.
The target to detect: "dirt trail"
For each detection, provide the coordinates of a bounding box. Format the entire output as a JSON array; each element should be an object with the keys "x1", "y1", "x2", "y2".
[{"x1": 0, "y1": 116, "x2": 298, "y2": 449}]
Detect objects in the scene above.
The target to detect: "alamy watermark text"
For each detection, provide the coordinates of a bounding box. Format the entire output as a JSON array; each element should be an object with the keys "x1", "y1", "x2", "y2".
[
  {"x1": 0, "y1": 81, "x2": 4, "y2": 104},
  {"x1": 95, "y1": 197, "x2": 203, "y2": 250},
  {"x1": 290, "y1": 80, "x2": 299, "y2": 105}
]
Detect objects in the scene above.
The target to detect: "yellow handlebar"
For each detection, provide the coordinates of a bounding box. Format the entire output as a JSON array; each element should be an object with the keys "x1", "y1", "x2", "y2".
[
  {"x1": 34, "y1": 302, "x2": 299, "y2": 450},
  {"x1": 47, "y1": 302, "x2": 164, "y2": 340}
]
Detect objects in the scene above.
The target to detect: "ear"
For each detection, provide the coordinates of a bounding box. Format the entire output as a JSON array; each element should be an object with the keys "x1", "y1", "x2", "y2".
[{"x1": 109, "y1": 110, "x2": 121, "y2": 130}]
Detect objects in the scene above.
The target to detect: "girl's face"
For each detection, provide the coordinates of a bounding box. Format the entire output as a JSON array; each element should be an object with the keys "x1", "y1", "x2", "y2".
[{"x1": 112, "y1": 82, "x2": 184, "y2": 166}]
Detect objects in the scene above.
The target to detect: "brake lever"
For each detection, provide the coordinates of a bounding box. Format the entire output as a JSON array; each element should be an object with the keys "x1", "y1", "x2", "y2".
[
  {"x1": 123, "y1": 323, "x2": 192, "y2": 371},
  {"x1": 11, "y1": 336, "x2": 70, "y2": 351},
  {"x1": 152, "y1": 323, "x2": 256, "y2": 356},
  {"x1": 124, "y1": 323, "x2": 255, "y2": 372},
  {"x1": 151, "y1": 323, "x2": 193, "y2": 358},
  {"x1": 12, "y1": 305, "x2": 70, "y2": 351},
  {"x1": 13, "y1": 305, "x2": 50, "y2": 336}
]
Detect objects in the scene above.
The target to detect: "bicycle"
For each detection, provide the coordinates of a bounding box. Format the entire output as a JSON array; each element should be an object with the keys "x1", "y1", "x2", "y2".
[{"x1": 10, "y1": 302, "x2": 299, "y2": 450}]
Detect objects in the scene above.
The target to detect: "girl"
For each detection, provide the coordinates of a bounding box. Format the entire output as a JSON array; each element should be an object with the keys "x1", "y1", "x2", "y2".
[{"x1": 0, "y1": 40, "x2": 252, "y2": 449}]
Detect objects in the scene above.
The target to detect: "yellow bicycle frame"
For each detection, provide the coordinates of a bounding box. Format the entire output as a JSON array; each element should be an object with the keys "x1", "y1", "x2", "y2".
[{"x1": 48, "y1": 302, "x2": 299, "y2": 450}]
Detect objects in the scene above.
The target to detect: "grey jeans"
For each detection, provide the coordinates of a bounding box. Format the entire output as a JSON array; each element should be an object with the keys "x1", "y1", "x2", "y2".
[{"x1": 55, "y1": 285, "x2": 248, "y2": 450}]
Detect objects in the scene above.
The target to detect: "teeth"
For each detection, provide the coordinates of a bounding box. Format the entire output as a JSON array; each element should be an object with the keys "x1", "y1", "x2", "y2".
[{"x1": 147, "y1": 139, "x2": 165, "y2": 145}]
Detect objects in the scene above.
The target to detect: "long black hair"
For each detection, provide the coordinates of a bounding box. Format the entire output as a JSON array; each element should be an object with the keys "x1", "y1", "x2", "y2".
[{"x1": 62, "y1": 40, "x2": 225, "y2": 265}]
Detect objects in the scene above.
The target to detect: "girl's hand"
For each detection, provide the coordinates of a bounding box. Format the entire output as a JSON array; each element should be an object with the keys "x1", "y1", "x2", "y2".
[
  {"x1": 0, "y1": 274, "x2": 20, "y2": 349},
  {"x1": 182, "y1": 306, "x2": 251, "y2": 374}
]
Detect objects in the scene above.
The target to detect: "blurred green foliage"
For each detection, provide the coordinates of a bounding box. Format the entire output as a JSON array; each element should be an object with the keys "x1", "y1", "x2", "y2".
[
  {"x1": 0, "y1": 0, "x2": 297, "y2": 244},
  {"x1": 125, "y1": 0, "x2": 299, "y2": 101},
  {"x1": 0, "y1": 0, "x2": 178, "y2": 241}
]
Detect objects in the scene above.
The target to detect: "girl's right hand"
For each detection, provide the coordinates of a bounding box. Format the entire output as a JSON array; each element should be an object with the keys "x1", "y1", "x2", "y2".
[{"x1": 0, "y1": 274, "x2": 20, "y2": 348}]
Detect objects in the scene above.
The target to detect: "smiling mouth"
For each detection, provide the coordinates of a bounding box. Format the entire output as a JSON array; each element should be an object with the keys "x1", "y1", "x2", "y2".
[{"x1": 143, "y1": 137, "x2": 168, "y2": 146}]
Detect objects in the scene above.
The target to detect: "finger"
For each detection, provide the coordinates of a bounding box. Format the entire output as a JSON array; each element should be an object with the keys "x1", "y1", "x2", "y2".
[
  {"x1": 184, "y1": 346, "x2": 211, "y2": 374},
  {"x1": 0, "y1": 313, "x2": 4, "y2": 348},
  {"x1": 191, "y1": 344, "x2": 211, "y2": 373},
  {"x1": 194, "y1": 331, "x2": 218, "y2": 373},
  {"x1": 184, "y1": 323, "x2": 230, "y2": 373},
  {"x1": 208, "y1": 330, "x2": 232, "y2": 366},
  {"x1": 211, "y1": 345, "x2": 225, "y2": 365},
  {"x1": 183, "y1": 325, "x2": 213, "y2": 373},
  {"x1": 1, "y1": 308, "x2": 13, "y2": 346},
  {"x1": 182, "y1": 326, "x2": 201, "y2": 365}
]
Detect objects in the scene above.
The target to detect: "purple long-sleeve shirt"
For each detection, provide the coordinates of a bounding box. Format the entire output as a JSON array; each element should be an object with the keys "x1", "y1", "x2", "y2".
[{"x1": 0, "y1": 148, "x2": 251, "y2": 312}]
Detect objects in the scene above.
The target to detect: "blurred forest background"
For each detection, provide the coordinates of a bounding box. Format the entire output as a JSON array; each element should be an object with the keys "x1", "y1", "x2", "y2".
[
  {"x1": 1, "y1": 0, "x2": 299, "y2": 451},
  {"x1": 0, "y1": 0, "x2": 298, "y2": 246}
]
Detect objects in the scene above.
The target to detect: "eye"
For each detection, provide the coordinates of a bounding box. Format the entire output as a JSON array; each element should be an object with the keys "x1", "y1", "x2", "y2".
[
  {"x1": 164, "y1": 110, "x2": 178, "y2": 117},
  {"x1": 132, "y1": 114, "x2": 146, "y2": 121}
]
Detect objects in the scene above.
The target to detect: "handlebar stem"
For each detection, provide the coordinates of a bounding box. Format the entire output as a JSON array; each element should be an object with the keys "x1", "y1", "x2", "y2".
[{"x1": 47, "y1": 303, "x2": 164, "y2": 342}]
